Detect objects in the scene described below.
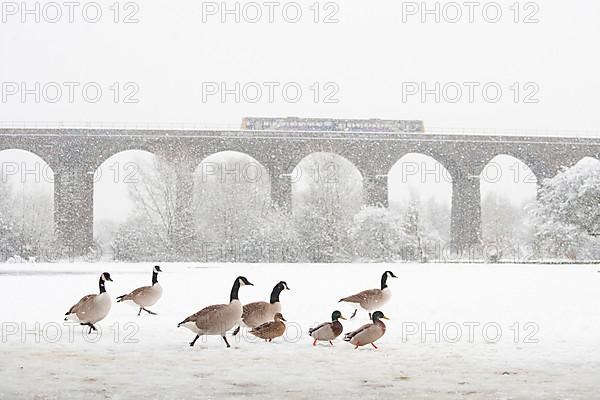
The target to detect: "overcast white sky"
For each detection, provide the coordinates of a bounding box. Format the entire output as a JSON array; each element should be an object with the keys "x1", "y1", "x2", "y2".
[
  {"x1": 1, "y1": 0, "x2": 599, "y2": 131},
  {"x1": 1, "y1": 0, "x2": 598, "y2": 224}
]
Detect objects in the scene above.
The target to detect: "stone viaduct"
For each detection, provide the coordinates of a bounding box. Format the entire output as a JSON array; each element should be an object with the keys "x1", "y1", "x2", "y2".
[{"x1": 1, "y1": 128, "x2": 599, "y2": 255}]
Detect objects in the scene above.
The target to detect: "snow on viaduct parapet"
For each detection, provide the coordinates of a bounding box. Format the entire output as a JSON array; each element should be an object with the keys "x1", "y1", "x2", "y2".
[{"x1": 1, "y1": 127, "x2": 599, "y2": 255}]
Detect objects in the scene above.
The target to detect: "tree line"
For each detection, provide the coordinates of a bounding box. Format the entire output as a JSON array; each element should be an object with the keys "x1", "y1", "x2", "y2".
[{"x1": 1, "y1": 154, "x2": 599, "y2": 262}]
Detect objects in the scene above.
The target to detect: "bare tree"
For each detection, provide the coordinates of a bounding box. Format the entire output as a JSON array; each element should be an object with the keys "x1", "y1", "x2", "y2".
[{"x1": 126, "y1": 156, "x2": 177, "y2": 244}]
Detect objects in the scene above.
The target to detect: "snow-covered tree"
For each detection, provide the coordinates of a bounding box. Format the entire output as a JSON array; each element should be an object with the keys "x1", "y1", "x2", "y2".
[
  {"x1": 530, "y1": 159, "x2": 600, "y2": 260},
  {"x1": 0, "y1": 179, "x2": 53, "y2": 261},
  {"x1": 481, "y1": 193, "x2": 535, "y2": 260},
  {"x1": 421, "y1": 197, "x2": 451, "y2": 242},
  {"x1": 0, "y1": 180, "x2": 16, "y2": 260},
  {"x1": 397, "y1": 198, "x2": 451, "y2": 261},
  {"x1": 107, "y1": 153, "x2": 284, "y2": 262},
  {"x1": 112, "y1": 215, "x2": 169, "y2": 262},
  {"x1": 293, "y1": 153, "x2": 361, "y2": 262},
  {"x1": 192, "y1": 153, "x2": 271, "y2": 262},
  {"x1": 255, "y1": 207, "x2": 297, "y2": 262},
  {"x1": 295, "y1": 186, "x2": 354, "y2": 262},
  {"x1": 351, "y1": 207, "x2": 407, "y2": 262},
  {"x1": 400, "y1": 200, "x2": 422, "y2": 260},
  {"x1": 193, "y1": 155, "x2": 269, "y2": 242}
]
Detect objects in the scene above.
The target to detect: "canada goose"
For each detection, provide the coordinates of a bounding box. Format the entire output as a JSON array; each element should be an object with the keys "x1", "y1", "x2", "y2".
[
  {"x1": 242, "y1": 281, "x2": 290, "y2": 328},
  {"x1": 344, "y1": 310, "x2": 389, "y2": 349},
  {"x1": 309, "y1": 310, "x2": 346, "y2": 346},
  {"x1": 339, "y1": 271, "x2": 397, "y2": 318},
  {"x1": 116, "y1": 266, "x2": 163, "y2": 316},
  {"x1": 64, "y1": 272, "x2": 113, "y2": 333},
  {"x1": 250, "y1": 313, "x2": 286, "y2": 342},
  {"x1": 177, "y1": 276, "x2": 253, "y2": 348}
]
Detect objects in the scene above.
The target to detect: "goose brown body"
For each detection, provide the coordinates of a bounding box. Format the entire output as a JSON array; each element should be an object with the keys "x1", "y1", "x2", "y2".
[
  {"x1": 64, "y1": 272, "x2": 113, "y2": 333},
  {"x1": 178, "y1": 276, "x2": 253, "y2": 348},
  {"x1": 65, "y1": 293, "x2": 112, "y2": 325},
  {"x1": 242, "y1": 281, "x2": 290, "y2": 328},
  {"x1": 117, "y1": 266, "x2": 163, "y2": 315},
  {"x1": 339, "y1": 271, "x2": 396, "y2": 312}
]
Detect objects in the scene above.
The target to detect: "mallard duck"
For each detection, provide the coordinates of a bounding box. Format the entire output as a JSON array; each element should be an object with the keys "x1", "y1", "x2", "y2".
[
  {"x1": 64, "y1": 272, "x2": 113, "y2": 333},
  {"x1": 344, "y1": 311, "x2": 389, "y2": 349},
  {"x1": 116, "y1": 265, "x2": 163, "y2": 315},
  {"x1": 309, "y1": 310, "x2": 346, "y2": 346},
  {"x1": 250, "y1": 313, "x2": 286, "y2": 342},
  {"x1": 242, "y1": 281, "x2": 290, "y2": 328},
  {"x1": 339, "y1": 271, "x2": 397, "y2": 318},
  {"x1": 177, "y1": 276, "x2": 253, "y2": 348}
]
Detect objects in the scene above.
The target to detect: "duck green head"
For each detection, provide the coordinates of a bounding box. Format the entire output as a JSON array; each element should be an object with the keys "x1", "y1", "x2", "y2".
[
  {"x1": 331, "y1": 310, "x2": 346, "y2": 321},
  {"x1": 372, "y1": 311, "x2": 389, "y2": 322}
]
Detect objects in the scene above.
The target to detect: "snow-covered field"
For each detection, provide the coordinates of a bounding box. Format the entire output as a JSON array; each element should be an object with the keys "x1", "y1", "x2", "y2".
[{"x1": 1, "y1": 262, "x2": 599, "y2": 399}]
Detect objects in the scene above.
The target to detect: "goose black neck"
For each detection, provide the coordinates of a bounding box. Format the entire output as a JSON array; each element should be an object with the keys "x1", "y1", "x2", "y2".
[
  {"x1": 270, "y1": 284, "x2": 284, "y2": 304},
  {"x1": 152, "y1": 271, "x2": 158, "y2": 285},
  {"x1": 381, "y1": 273, "x2": 389, "y2": 290},
  {"x1": 99, "y1": 277, "x2": 106, "y2": 294},
  {"x1": 230, "y1": 280, "x2": 241, "y2": 302}
]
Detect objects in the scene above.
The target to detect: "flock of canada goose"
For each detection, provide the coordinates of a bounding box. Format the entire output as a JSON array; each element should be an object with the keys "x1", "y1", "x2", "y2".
[{"x1": 64, "y1": 267, "x2": 397, "y2": 349}]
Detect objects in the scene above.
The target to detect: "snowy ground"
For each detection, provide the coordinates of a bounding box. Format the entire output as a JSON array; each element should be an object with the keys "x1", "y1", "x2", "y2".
[{"x1": 1, "y1": 262, "x2": 599, "y2": 399}]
